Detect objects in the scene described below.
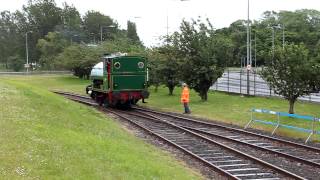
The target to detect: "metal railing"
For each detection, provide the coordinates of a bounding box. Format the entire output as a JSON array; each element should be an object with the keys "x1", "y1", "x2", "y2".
[{"x1": 245, "y1": 108, "x2": 320, "y2": 143}]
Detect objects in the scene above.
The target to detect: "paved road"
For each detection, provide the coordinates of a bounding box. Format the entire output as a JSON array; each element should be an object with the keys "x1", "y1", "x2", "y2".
[{"x1": 211, "y1": 71, "x2": 320, "y2": 103}]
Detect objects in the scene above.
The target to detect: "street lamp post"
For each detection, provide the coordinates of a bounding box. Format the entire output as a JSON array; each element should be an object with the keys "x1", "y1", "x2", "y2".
[
  {"x1": 246, "y1": 0, "x2": 250, "y2": 95},
  {"x1": 270, "y1": 24, "x2": 283, "y2": 59},
  {"x1": 165, "y1": 0, "x2": 189, "y2": 45},
  {"x1": 25, "y1": 31, "x2": 32, "y2": 73}
]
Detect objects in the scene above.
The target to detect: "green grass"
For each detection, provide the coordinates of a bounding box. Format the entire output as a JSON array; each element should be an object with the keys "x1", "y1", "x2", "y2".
[
  {"x1": 0, "y1": 76, "x2": 202, "y2": 179},
  {"x1": 143, "y1": 86, "x2": 320, "y2": 141}
]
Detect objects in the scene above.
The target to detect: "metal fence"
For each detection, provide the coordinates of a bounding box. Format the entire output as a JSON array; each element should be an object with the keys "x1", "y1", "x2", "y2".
[{"x1": 211, "y1": 69, "x2": 320, "y2": 103}]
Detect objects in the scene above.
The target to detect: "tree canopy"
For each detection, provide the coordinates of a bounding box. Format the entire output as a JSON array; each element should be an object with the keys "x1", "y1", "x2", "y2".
[{"x1": 260, "y1": 44, "x2": 318, "y2": 114}]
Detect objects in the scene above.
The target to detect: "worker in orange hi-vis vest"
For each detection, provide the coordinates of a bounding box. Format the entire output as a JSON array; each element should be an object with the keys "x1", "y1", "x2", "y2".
[{"x1": 181, "y1": 83, "x2": 191, "y2": 114}]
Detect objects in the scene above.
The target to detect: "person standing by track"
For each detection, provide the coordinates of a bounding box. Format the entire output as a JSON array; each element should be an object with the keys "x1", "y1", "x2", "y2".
[{"x1": 181, "y1": 83, "x2": 191, "y2": 114}]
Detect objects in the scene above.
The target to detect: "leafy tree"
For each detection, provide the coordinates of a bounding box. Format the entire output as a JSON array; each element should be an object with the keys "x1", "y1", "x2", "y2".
[
  {"x1": 8, "y1": 55, "x2": 24, "y2": 71},
  {"x1": 61, "y1": 2, "x2": 81, "y2": 30},
  {"x1": 83, "y1": 11, "x2": 117, "y2": 43},
  {"x1": 146, "y1": 49, "x2": 162, "y2": 92},
  {"x1": 37, "y1": 32, "x2": 68, "y2": 69},
  {"x1": 100, "y1": 37, "x2": 145, "y2": 55},
  {"x1": 55, "y1": 44, "x2": 101, "y2": 78},
  {"x1": 23, "y1": 0, "x2": 62, "y2": 36},
  {"x1": 260, "y1": 44, "x2": 318, "y2": 114},
  {"x1": 55, "y1": 2, "x2": 84, "y2": 44},
  {"x1": 56, "y1": 37, "x2": 145, "y2": 79},
  {"x1": 148, "y1": 45, "x2": 181, "y2": 95},
  {"x1": 127, "y1": 21, "x2": 141, "y2": 44},
  {"x1": 0, "y1": 11, "x2": 23, "y2": 69},
  {"x1": 173, "y1": 19, "x2": 228, "y2": 101},
  {"x1": 159, "y1": 43, "x2": 182, "y2": 95}
]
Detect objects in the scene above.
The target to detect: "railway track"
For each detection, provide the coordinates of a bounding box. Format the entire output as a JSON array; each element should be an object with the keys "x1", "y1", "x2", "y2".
[
  {"x1": 53, "y1": 91, "x2": 318, "y2": 179},
  {"x1": 133, "y1": 107, "x2": 320, "y2": 179}
]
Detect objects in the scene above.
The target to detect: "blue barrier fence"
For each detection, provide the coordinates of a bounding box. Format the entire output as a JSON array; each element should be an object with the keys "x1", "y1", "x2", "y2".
[{"x1": 245, "y1": 108, "x2": 320, "y2": 143}]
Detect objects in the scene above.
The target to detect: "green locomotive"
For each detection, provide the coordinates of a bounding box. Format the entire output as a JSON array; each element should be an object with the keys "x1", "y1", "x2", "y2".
[{"x1": 86, "y1": 53, "x2": 149, "y2": 107}]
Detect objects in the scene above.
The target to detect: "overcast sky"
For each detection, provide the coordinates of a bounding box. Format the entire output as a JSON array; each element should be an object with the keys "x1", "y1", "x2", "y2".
[{"x1": 1, "y1": 0, "x2": 319, "y2": 46}]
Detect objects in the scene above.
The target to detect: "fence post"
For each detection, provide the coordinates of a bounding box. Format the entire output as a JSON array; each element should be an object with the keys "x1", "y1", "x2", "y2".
[
  {"x1": 240, "y1": 71, "x2": 242, "y2": 94},
  {"x1": 216, "y1": 78, "x2": 218, "y2": 90},
  {"x1": 254, "y1": 71, "x2": 256, "y2": 96},
  {"x1": 227, "y1": 68, "x2": 230, "y2": 92},
  {"x1": 305, "y1": 117, "x2": 316, "y2": 143},
  {"x1": 269, "y1": 86, "x2": 272, "y2": 97},
  {"x1": 272, "y1": 113, "x2": 280, "y2": 135},
  {"x1": 245, "y1": 109, "x2": 254, "y2": 129},
  {"x1": 309, "y1": 95, "x2": 311, "y2": 102}
]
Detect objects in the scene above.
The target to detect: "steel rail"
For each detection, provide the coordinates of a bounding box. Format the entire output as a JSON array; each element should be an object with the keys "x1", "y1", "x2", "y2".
[
  {"x1": 53, "y1": 91, "x2": 303, "y2": 179},
  {"x1": 184, "y1": 126, "x2": 320, "y2": 168},
  {"x1": 107, "y1": 110, "x2": 240, "y2": 180},
  {"x1": 133, "y1": 106, "x2": 320, "y2": 153},
  {"x1": 125, "y1": 111, "x2": 304, "y2": 180},
  {"x1": 52, "y1": 92, "x2": 239, "y2": 179},
  {"x1": 137, "y1": 109, "x2": 320, "y2": 168}
]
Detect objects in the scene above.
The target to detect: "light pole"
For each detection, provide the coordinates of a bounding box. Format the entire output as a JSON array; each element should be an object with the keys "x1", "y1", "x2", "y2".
[
  {"x1": 25, "y1": 31, "x2": 32, "y2": 73},
  {"x1": 270, "y1": 24, "x2": 282, "y2": 59},
  {"x1": 246, "y1": 0, "x2": 250, "y2": 95},
  {"x1": 165, "y1": 0, "x2": 189, "y2": 45}
]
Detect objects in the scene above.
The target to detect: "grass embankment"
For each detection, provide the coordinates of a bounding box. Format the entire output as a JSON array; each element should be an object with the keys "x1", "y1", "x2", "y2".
[
  {"x1": 0, "y1": 75, "x2": 202, "y2": 179},
  {"x1": 143, "y1": 86, "x2": 320, "y2": 141}
]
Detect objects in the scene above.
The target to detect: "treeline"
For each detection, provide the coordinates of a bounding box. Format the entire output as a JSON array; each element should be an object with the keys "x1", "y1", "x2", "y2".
[
  {"x1": 222, "y1": 9, "x2": 320, "y2": 66},
  {"x1": 0, "y1": 0, "x2": 142, "y2": 71},
  {"x1": 1, "y1": 1, "x2": 320, "y2": 113},
  {"x1": 148, "y1": 10, "x2": 320, "y2": 113}
]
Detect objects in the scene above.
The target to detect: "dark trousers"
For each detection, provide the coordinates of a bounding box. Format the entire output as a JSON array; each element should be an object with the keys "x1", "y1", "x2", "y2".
[{"x1": 183, "y1": 102, "x2": 191, "y2": 114}]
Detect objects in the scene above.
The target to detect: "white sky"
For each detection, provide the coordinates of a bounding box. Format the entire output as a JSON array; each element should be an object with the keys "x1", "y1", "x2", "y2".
[{"x1": 1, "y1": 0, "x2": 319, "y2": 46}]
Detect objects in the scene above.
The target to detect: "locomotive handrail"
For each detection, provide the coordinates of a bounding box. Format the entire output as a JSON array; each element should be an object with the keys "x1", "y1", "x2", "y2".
[{"x1": 245, "y1": 108, "x2": 319, "y2": 143}]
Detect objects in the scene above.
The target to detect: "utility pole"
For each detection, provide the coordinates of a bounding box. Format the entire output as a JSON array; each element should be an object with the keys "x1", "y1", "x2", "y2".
[
  {"x1": 166, "y1": 10, "x2": 169, "y2": 45},
  {"x1": 25, "y1": 31, "x2": 32, "y2": 73},
  {"x1": 100, "y1": 25, "x2": 103, "y2": 43},
  {"x1": 246, "y1": 0, "x2": 250, "y2": 95},
  {"x1": 254, "y1": 31, "x2": 257, "y2": 69}
]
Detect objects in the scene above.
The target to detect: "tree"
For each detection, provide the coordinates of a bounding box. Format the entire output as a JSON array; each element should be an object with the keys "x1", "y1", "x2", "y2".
[
  {"x1": 0, "y1": 11, "x2": 23, "y2": 70},
  {"x1": 55, "y1": 44, "x2": 101, "y2": 78},
  {"x1": 56, "y1": 37, "x2": 145, "y2": 79},
  {"x1": 55, "y1": 2, "x2": 84, "y2": 44},
  {"x1": 83, "y1": 11, "x2": 117, "y2": 43},
  {"x1": 23, "y1": 0, "x2": 62, "y2": 36},
  {"x1": 146, "y1": 49, "x2": 162, "y2": 92},
  {"x1": 37, "y1": 32, "x2": 68, "y2": 69},
  {"x1": 173, "y1": 19, "x2": 229, "y2": 101},
  {"x1": 260, "y1": 44, "x2": 317, "y2": 114},
  {"x1": 127, "y1": 21, "x2": 141, "y2": 44},
  {"x1": 8, "y1": 55, "x2": 24, "y2": 71},
  {"x1": 159, "y1": 43, "x2": 182, "y2": 95},
  {"x1": 148, "y1": 45, "x2": 181, "y2": 95}
]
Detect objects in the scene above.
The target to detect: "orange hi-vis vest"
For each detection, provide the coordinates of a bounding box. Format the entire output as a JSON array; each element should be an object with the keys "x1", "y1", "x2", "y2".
[{"x1": 181, "y1": 87, "x2": 190, "y2": 103}]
